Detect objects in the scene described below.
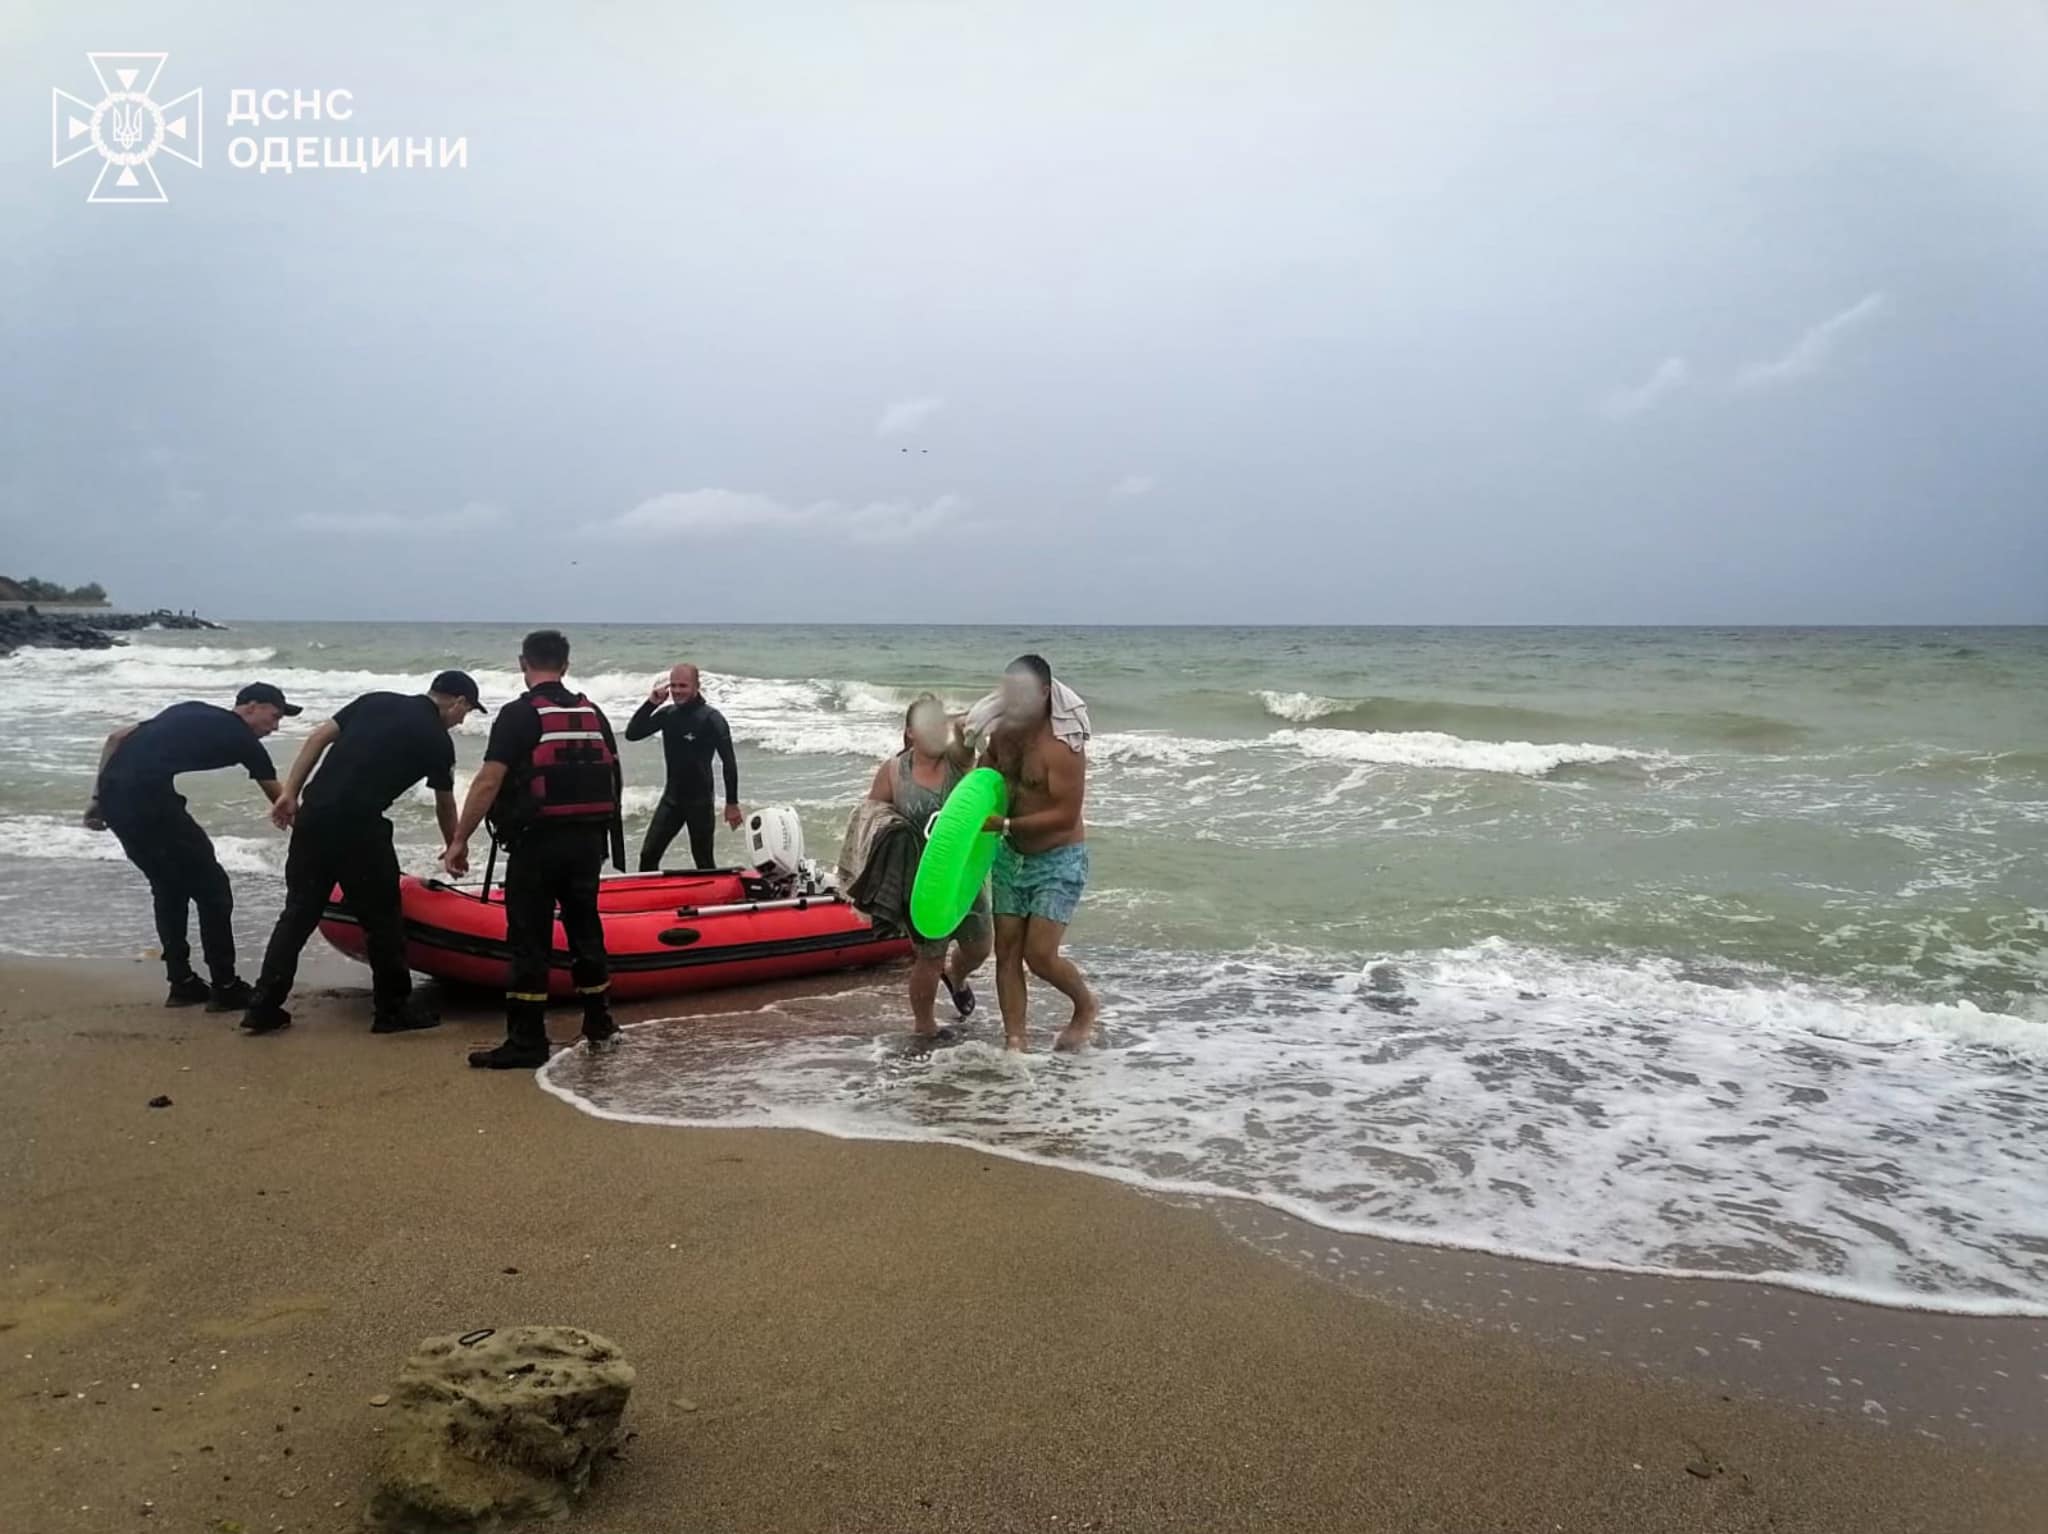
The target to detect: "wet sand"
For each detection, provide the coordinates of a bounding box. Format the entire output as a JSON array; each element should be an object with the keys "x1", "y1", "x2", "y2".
[{"x1": 3, "y1": 956, "x2": 2045, "y2": 1533}]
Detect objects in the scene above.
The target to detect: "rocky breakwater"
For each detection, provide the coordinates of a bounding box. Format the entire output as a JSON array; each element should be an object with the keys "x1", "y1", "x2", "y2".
[
  {"x1": 0, "y1": 608, "x2": 225, "y2": 657},
  {"x1": 0, "y1": 608, "x2": 121, "y2": 657}
]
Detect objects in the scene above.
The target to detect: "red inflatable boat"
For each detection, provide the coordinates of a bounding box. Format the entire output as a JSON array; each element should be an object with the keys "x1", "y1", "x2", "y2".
[{"x1": 318, "y1": 870, "x2": 909, "y2": 1001}]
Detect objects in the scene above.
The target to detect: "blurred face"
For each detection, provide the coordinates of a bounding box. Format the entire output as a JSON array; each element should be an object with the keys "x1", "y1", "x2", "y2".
[
  {"x1": 908, "y1": 700, "x2": 950, "y2": 756},
  {"x1": 1000, "y1": 670, "x2": 1047, "y2": 724},
  {"x1": 669, "y1": 665, "x2": 701, "y2": 706},
  {"x1": 237, "y1": 703, "x2": 283, "y2": 738}
]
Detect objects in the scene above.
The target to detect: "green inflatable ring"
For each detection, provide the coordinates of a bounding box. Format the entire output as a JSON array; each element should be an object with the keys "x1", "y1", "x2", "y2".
[{"x1": 910, "y1": 767, "x2": 1008, "y2": 940}]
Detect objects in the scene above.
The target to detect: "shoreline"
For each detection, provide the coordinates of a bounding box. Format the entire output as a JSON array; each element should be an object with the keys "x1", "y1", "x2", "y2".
[
  {"x1": 3, "y1": 956, "x2": 2043, "y2": 1532},
  {"x1": 537, "y1": 1005, "x2": 2048, "y2": 1452}
]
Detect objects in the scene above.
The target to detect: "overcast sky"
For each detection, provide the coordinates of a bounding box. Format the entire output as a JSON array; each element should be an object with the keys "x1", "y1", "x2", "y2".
[{"x1": 3, "y1": 1, "x2": 2044, "y2": 623}]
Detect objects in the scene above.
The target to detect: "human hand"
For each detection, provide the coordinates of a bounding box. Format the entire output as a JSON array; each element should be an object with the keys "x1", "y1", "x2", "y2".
[
  {"x1": 82, "y1": 800, "x2": 106, "y2": 832},
  {"x1": 269, "y1": 793, "x2": 298, "y2": 831},
  {"x1": 441, "y1": 839, "x2": 471, "y2": 878},
  {"x1": 649, "y1": 681, "x2": 672, "y2": 707},
  {"x1": 724, "y1": 802, "x2": 745, "y2": 830}
]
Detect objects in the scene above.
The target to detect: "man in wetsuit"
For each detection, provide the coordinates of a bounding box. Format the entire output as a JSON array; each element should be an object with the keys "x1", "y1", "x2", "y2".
[
  {"x1": 625, "y1": 662, "x2": 743, "y2": 870},
  {"x1": 240, "y1": 671, "x2": 488, "y2": 1036},
  {"x1": 85, "y1": 683, "x2": 296, "y2": 1009},
  {"x1": 442, "y1": 629, "x2": 624, "y2": 1069}
]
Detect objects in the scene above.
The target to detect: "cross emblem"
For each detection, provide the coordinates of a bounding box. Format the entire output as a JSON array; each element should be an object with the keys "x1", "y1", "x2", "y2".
[{"x1": 52, "y1": 53, "x2": 202, "y2": 205}]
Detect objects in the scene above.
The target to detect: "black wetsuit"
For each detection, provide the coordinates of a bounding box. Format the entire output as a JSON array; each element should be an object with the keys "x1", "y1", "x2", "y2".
[
  {"x1": 96, "y1": 701, "x2": 278, "y2": 987},
  {"x1": 624, "y1": 696, "x2": 739, "y2": 869}
]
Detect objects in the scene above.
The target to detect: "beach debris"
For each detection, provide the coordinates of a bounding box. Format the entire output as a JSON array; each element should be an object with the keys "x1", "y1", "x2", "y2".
[
  {"x1": 147, "y1": 1095, "x2": 173, "y2": 1109},
  {"x1": 366, "y1": 1325, "x2": 635, "y2": 1533},
  {"x1": 669, "y1": 1397, "x2": 698, "y2": 1413},
  {"x1": 369, "y1": 1394, "x2": 391, "y2": 1408}
]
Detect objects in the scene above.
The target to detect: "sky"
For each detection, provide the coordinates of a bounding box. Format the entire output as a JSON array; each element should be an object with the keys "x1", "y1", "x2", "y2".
[{"x1": 2, "y1": 1, "x2": 2044, "y2": 624}]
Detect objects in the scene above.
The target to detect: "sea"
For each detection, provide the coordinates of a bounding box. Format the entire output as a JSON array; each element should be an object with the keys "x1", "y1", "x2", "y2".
[{"x1": 3, "y1": 623, "x2": 2045, "y2": 1316}]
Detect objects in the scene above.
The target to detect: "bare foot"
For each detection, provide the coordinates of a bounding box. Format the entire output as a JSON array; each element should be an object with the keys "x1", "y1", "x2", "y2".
[
  {"x1": 1004, "y1": 1033, "x2": 1028, "y2": 1053},
  {"x1": 1052, "y1": 1002, "x2": 1099, "y2": 1053}
]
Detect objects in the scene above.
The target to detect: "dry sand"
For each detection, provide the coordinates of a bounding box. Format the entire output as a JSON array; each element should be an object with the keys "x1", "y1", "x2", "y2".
[{"x1": 3, "y1": 956, "x2": 2044, "y2": 1533}]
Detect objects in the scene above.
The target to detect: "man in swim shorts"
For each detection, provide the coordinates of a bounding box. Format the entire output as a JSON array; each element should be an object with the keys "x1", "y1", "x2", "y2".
[{"x1": 979, "y1": 655, "x2": 1098, "y2": 1051}]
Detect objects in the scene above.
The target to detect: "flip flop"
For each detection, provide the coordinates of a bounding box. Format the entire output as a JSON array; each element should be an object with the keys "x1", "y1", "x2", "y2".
[{"x1": 942, "y1": 975, "x2": 976, "y2": 1019}]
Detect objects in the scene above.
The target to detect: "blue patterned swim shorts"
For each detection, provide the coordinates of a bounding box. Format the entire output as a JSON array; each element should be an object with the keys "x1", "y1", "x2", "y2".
[{"x1": 991, "y1": 841, "x2": 1091, "y2": 926}]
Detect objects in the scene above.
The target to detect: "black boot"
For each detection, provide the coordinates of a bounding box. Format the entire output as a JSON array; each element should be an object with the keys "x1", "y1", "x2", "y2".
[
  {"x1": 241, "y1": 1002, "x2": 292, "y2": 1034},
  {"x1": 581, "y1": 1002, "x2": 621, "y2": 1056},
  {"x1": 164, "y1": 974, "x2": 212, "y2": 1008},
  {"x1": 206, "y1": 977, "x2": 254, "y2": 1013},
  {"x1": 469, "y1": 1001, "x2": 550, "y2": 1070},
  {"x1": 371, "y1": 996, "x2": 441, "y2": 1035}
]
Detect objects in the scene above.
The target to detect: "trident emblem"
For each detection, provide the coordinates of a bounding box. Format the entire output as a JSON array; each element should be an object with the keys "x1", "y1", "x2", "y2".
[
  {"x1": 109, "y1": 100, "x2": 147, "y2": 151},
  {"x1": 52, "y1": 52, "x2": 203, "y2": 205}
]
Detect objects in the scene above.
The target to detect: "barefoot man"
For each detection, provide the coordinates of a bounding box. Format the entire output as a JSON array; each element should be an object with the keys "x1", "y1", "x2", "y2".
[{"x1": 979, "y1": 654, "x2": 1099, "y2": 1051}]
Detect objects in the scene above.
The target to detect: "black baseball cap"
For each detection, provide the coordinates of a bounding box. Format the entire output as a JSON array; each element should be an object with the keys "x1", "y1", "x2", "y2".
[
  {"x1": 431, "y1": 670, "x2": 489, "y2": 714},
  {"x1": 236, "y1": 682, "x2": 302, "y2": 716}
]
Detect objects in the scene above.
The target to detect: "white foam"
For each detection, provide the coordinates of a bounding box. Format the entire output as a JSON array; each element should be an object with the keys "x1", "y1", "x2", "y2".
[
  {"x1": 1271, "y1": 727, "x2": 1667, "y2": 777},
  {"x1": 1257, "y1": 690, "x2": 1349, "y2": 723},
  {"x1": 0, "y1": 813, "x2": 286, "y2": 875},
  {"x1": 540, "y1": 938, "x2": 2048, "y2": 1315}
]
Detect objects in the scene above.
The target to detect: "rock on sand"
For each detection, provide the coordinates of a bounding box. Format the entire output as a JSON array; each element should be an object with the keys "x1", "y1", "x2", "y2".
[{"x1": 367, "y1": 1325, "x2": 634, "y2": 1532}]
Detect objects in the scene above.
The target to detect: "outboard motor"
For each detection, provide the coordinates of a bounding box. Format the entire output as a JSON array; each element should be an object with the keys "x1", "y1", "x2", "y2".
[{"x1": 747, "y1": 806, "x2": 810, "y2": 895}]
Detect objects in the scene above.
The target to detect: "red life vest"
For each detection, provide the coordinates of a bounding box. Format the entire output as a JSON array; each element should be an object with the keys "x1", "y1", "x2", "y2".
[{"x1": 511, "y1": 691, "x2": 618, "y2": 825}]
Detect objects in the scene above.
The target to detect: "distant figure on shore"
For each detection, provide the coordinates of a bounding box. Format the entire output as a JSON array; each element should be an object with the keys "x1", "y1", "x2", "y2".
[
  {"x1": 241, "y1": 672, "x2": 488, "y2": 1037},
  {"x1": 442, "y1": 630, "x2": 624, "y2": 1068},
  {"x1": 866, "y1": 694, "x2": 992, "y2": 1037},
  {"x1": 625, "y1": 662, "x2": 742, "y2": 870},
  {"x1": 85, "y1": 683, "x2": 298, "y2": 1010},
  {"x1": 974, "y1": 655, "x2": 1099, "y2": 1051}
]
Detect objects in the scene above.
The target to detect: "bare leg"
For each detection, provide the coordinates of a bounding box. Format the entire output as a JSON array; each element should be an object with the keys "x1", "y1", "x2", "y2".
[
  {"x1": 1024, "y1": 917, "x2": 1098, "y2": 1051},
  {"x1": 993, "y1": 914, "x2": 1029, "y2": 1050},
  {"x1": 946, "y1": 928, "x2": 993, "y2": 990},
  {"x1": 909, "y1": 952, "x2": 945, "y2": 1036}
]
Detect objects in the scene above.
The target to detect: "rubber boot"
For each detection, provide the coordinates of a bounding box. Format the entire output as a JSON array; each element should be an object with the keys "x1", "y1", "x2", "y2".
[{"x1": 469, "y1": 1000, "x2": 550, "y2": 1070}]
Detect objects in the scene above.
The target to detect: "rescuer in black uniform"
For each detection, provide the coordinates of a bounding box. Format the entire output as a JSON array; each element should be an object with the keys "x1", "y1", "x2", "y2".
[
  {"x1": 86, "y1": 683, "x2": 296, "y2": 1009},
  {"x1": 625, "y1": 662, "x2": 743, "y2": 869},
  {"x1": 241, "y1": 671, "x2": 488, "y2": 1036},
  {"x1": 441, "y1": 630, "x2": 624, "y2": 1069}
]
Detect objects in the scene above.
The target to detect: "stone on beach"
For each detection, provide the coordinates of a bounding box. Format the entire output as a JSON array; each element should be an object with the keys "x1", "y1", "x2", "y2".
[{"x1": 366, "y1": 1325, "x2": 635, "y2": 1533}]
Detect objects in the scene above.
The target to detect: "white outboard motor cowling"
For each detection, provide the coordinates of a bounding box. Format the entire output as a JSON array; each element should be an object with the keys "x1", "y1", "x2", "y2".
[{"x1": 747, "y1": 806, "x2": 807, "y2": 881}]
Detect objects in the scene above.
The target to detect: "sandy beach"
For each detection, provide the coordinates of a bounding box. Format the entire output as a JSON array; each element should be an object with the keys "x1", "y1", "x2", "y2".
[{"x1": 0, "y1": 957, "x2": 2041, "y2": 1533}]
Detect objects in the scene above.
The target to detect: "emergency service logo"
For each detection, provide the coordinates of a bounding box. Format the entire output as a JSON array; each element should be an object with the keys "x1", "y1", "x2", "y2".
[{"x1": 51, "y1": 53, "x2": 202, "y2": 204}]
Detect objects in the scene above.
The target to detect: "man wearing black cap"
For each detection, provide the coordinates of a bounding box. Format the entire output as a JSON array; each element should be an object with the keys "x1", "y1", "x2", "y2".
[
  {"x1": 86, "y1": 683, "x2": 298, "y2": 1009},
  {"x1": 241, "y1": 673, "x2": 488, "y2": 1035}
]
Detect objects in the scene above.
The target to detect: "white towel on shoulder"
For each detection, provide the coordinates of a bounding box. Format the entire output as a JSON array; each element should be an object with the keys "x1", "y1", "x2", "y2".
[{"x1": 963, "y1": 679, "x2": 1092, "y2": 754}]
